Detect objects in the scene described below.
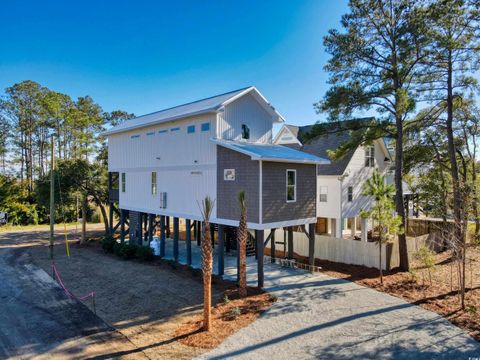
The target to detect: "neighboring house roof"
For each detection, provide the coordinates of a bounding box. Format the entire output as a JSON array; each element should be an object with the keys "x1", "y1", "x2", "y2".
[
  {"x1": 103, "y1": 86, "x2": 284, "y2": 136},
  {"x1": 211, "y1": 139, "x2": 330, "y2": 165},
  {"x1": 285, "y1": 119, "x2": 374, "y2": 175}
]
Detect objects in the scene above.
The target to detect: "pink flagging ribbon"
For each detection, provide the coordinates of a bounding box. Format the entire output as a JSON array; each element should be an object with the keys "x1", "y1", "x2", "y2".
[{"x1": 52, "y1": 263, "x2": 95, "y2": 301}]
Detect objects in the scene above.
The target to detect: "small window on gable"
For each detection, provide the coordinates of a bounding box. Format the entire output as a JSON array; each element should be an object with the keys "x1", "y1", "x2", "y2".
[
  {"x1": 187, "y1": 125, "x2": 195, "y2": 134},
  {"x1": 158, "y1": 129, "x2": 168, "y2": 134},
  {"x1": 365, "y1": 146, "x2": 375, "y2": 167},
  {"x1": 146, "y1": 132, "x2": 155, "y2": 136},
  {"x1": 241, "y1": 124, "x2": 250, "y2": 140},
  {"x1": 121, "y1": 173, "x2": 126, "y2": 193},
  {"x1": 319, "y1": 186, "x2": 328, "y2": 202},
  {"x1": 151, "y1": 172, "x2": 157, "y2": 195},
  {"x1": 348, "y1": 186, "x2": 353, "y2": 202},
  {"x1": 286, "y1": 169, "x2": 296, "y2": 202},
  {"x1": 201, "y1": 122, "x2": 210, "y2": 132},
  {"x1": 130, "y1": 134, "x2": 140, "y2": 139},
  {"x1": 170, "y1": 127, "x2": 180, "y2": 132}
]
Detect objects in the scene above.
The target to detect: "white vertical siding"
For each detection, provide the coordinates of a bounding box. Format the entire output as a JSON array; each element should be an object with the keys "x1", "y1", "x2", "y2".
[
  {"x1": 317, "y1": 176, "x2": 342, "y2": 219},
  {"x1": 341, "y1": 140, "x2": 390, "y2": 218},
  {"x1": 217, "y1": 93, "x2": 274, "y2": 143},
  {"x1": 108, "y1": 113, "x2": 218, "y2": 219},
  {"x1": 108, "y1": 113, "x2": 216, "y2": 171},
  {"x1": 119, "y1": 167, "x2": 217, "y2": 220}
]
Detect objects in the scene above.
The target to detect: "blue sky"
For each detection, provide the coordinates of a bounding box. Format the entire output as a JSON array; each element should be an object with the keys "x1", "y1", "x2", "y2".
[{"x1": 0, "y1": 0, "x2": 349, "y2": 130}]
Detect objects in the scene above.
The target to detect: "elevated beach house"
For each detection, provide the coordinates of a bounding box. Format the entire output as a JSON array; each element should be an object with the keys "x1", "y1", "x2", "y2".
[
  {"x1": 274, "y1": 119, "x2": 392, "y2": 242},
  {"x1": 103, "y1": 86, "x2": 328, "y2": 287}
]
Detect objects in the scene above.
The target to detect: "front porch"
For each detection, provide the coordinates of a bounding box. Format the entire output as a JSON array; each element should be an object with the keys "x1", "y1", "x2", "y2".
[{"x1": 314, "y1": 216, "x2": 372, "y2": 241}]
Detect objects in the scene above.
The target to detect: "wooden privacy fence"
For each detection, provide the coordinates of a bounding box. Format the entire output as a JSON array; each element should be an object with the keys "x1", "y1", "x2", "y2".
[
  {"x1": 265, "y1": 229, "x2": 453, "y2": 271},
  {"x1": 266, "y1": 230, "x2": 396, "y2": 271}
]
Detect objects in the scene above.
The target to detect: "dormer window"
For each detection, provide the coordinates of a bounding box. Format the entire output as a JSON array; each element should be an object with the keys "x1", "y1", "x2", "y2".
[{"x1": 241, "y1": 124, "x2": 250, "y2": 140}]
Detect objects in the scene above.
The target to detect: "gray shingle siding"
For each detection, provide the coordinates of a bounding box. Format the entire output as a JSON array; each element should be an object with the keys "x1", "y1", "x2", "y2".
[
  {"x1": 216, "y1": 146, "x2": 260, "y2": 223},
  {"x1": 262, "y1": 162, "x2": 317, "y2": 223}
]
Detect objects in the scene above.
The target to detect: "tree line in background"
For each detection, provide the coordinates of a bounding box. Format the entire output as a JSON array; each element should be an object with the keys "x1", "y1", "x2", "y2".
[
  {"x1": 318, "y1": 0, "x2": 479, "y2": 307},
  {"x1": 0, "y1": 80, "x2": 134, "y2": 229}
]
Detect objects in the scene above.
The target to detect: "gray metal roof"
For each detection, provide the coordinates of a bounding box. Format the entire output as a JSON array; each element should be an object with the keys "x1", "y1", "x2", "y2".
[
  {"x1": 103, "y1": 86, "x2": 284, "y2": 135},
  {"x1": 212, "y1": 139, "x2": 330, "y2": 165}
]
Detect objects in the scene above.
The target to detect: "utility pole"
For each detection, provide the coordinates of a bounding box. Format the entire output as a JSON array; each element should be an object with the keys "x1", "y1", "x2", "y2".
[{"x1": 49, "y1": 136, "x2": 55, "y2": 260}]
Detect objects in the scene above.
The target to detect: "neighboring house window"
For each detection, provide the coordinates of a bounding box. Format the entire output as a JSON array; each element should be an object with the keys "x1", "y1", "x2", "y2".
[
  {"x1": 201, "y1": 122, "x2": 210, "y2": 131},
  {"x1": 130, "y1": 134, "x2": 140, "y2": 139},
  {"x1": 121, "y1": 173, "x2": 126, "y2": 192},
  {"x1": 365, "y1": 146, "x2": 375, "y2": 167},
  {"x1": 170, "y1": 127, "x2": 180, "y2": 132},
  {"x1": 286, "y1": 169, "x2": 296, "y2": 202},
  {"x1": 187, "y1": 125, "x2": 195, "y2": 134},
  {"x1": 348, "y1": 186, "x2": 353, "y2": 202},
  {"x1": 319, "y1": 186, "x2": 328, "y2": 202},
  {"x1": 241, "y1": 124, "x2": 250, "y2": 140},
  {"x1": 151, "y1": 172, "x2": 157, "y2": 195},
  {"x1": 146, "y1": 132, "x2": 155, "y2": 136},
  {"x1": 158, "y1": 129, "x2": 168, "y2": 134}
]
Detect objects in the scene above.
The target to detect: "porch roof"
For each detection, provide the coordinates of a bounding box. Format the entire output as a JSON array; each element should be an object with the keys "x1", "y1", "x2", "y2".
[{"x1": 211, "y1": 139, "x2": 330, "y2": 165}]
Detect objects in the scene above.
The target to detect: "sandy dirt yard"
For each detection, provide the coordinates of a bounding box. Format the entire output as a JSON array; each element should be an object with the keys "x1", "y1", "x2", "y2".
[
  {"x1": 0, "y1": 224, "x2": 149, "y2": 359},
  {"x1": 26, "y1": 235, "x2": 227, "y2": 359}
]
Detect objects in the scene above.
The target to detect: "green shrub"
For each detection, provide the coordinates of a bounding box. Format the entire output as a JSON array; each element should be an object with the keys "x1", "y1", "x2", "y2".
[
  {"x1": 136, "y1": 245, "x2": 154, "y2": 261},
  {"x1": 119, "y1": 243, "x2": 138, "y2": 260},
  {"x1": 230, "y1": 307, "x2": 241, "y2": 318},
  {"x1": 101, "y1": 236, "x2": 116, "y2": 253},
  {"x1": 113, "y1": 242, "x2": 124, "y2": 257}
]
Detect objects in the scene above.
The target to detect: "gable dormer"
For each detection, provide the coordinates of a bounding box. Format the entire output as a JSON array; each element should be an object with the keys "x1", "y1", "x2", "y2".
[{"x1": 216, "y1": 87, "x2": 284, "y2": 144}]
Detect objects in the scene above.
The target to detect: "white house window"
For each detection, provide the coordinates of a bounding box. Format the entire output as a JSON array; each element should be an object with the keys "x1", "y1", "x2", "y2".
[
  {"x1": 348, "y1": 186, "x2": 353, "y2": 202},
  {"x1": 224, "y1": 169, "x2": 235, "y2": 181},
  {"x1": 286, "y1": 169, "x2": 296, "y2": 202},
  {"x1": 319, "y1": 186, "x2": 328, "y2": 202},
  {"x1": 121, "y1": 173, "x2": 126, "y2": 192},
  {"x1": 151, "y1": 172, "x2": 157, "y2": 195},
  {"x1": 187, "y1": 125, "x2": 195, "y2": 134},
  {"x1": 241, "y1": 124, "x2": 250, "y2": 140},
  {"x1": 201, "y1": 122, "x2": 210, "y2": 131},
  {"x1": 365, "y1": 146, "x2": 375, "y2": 167}
]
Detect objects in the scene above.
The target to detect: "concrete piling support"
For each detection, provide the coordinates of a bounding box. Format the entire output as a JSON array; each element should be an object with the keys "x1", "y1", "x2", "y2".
[
  {"x1": 218, "y1": 225, "x2": 225, "y2": 276},
  {"x1": 308, "y1": 223, "x2": 315, "y2": 268},
  {"x1": 287, "y1": 227, "x2": 294, "y2": 259},
  {"x1": 160, "y1": 215, "x2": 165, "y2": 257},
  {"x1": 186, "y1": 219, "x2": 192, "y2": 265},
  {"x1": 256, "y1": 230, "x2": 264, "y2": 288},
  {"x1": 173, "y1": 217, "x2": 179, "y2": 262}
]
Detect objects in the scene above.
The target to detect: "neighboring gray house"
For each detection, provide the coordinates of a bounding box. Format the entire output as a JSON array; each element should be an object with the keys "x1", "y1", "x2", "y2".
[
  {"x1": 103, "y1": 86, "x2": 329, "y2": 287},
  {"x1": 274, "y1": 119, "x2": 392, "y2": 241}
]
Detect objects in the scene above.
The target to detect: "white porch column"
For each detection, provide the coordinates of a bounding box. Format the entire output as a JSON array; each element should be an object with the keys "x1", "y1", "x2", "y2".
[
  {"x1": 330, "y1": 218, "x2": 336, "y2": 237},
  {"x1": 361, "y1": 217, "x2": 368, "y2": 242},
  {"x1": 351, "y1": 217, "x2": 356, "y2": 238},
  {"x1": 336, "y1": 218, "x2": 343, "y2": 239}
]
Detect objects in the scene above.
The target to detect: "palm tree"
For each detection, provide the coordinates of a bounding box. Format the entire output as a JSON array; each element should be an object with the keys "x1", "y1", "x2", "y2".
[
  {"x1": 237, "y1": 191, "x2": 248, "y2": 298},
  {"x1": 199, "y1": 196, "x2": 214, "y2": 331},
  {"x1": 361, "y1": 170, "x2": 402, "y2": 284}
]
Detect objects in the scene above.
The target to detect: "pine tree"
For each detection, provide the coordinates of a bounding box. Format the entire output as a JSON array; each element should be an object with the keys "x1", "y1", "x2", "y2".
[{"x1": 318, "y1": 0, "x2": 429, "y2": 271}]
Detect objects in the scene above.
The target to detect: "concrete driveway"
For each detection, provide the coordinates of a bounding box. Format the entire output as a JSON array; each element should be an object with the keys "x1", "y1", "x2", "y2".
[
  {"x1": 0, "y1": 227, "x2": 145, "y2": 359},
  {"x1": 198, "y1": 260, "x2": 480, "y2": 359}
]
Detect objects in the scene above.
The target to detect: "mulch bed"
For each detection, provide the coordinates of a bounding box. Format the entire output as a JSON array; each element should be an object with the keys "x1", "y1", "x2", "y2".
[
  {"x1": 174, "y1": 287, "x2": 276, "y2": 348},
  {"x1": 306, "y1": 247, "x2": 480, "y2": 342}
]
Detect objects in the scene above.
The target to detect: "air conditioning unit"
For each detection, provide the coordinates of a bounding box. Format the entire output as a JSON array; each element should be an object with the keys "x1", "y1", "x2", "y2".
[{"x1": 159, "y1": 192, "x2": 167, "y2": 209}]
